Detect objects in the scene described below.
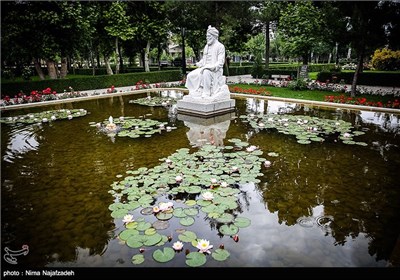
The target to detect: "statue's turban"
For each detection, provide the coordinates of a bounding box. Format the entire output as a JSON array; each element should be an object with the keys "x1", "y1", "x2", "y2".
[{"x1": 207, "y1": 25, "x2": 219, "y2": 37}]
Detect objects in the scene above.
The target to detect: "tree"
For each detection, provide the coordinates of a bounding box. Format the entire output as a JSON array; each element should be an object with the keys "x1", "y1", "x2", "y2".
[
  {"x1": 104, "y1": 1, "x2": 135, "y2": 74},
  {"x1": 337, "y1": 1, "x2": 400, "y2": 96},
  {"x1": 278, "y1": 1, "x2": 324, "y2": 66},
  {"x1": 252, "y1": 0, "x2": 284, "y2": 69}
]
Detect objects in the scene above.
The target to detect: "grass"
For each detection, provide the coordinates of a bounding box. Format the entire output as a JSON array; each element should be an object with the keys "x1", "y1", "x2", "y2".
[{"x1": 231, "y1": 83, "x2": 398, "y2": 104}]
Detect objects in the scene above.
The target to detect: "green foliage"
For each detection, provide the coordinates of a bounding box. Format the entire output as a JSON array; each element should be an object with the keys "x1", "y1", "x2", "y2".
[
  {"x1": 316, "y1": 71, "x2": 400, "y2": 87},
  {"x1": 251, "y1": 55, "x2": 264, "y2": 79},
  {"x1": 371, "y1": 48, "x2": 400, "y2": 71},
  {"x1": 287, "y1": 79, "x2": 308, "y2": 91}
]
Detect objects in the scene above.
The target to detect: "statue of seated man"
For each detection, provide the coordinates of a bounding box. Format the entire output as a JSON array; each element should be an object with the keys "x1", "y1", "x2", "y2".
[{"x1": 184, "y1": 25, "x2": 230, "y2": 102}]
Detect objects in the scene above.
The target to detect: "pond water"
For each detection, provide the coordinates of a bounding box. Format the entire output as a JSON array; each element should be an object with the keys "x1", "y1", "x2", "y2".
[{"x1": 1, "y1": 91, "x2": 400, "y2": 268}]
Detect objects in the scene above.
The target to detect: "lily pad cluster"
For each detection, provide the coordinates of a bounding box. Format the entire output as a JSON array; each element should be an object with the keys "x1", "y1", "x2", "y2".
[
  {"x1": 129, "y1": 96, "x2": 178, "y2": 107},
  {"x1": 240, "y1": 113, "x2": 367, "y2": 145},
  {"x1": 0, "y1": 109, "x2": 88, "y2": 124},
  {"x1": 108, "y1": 139, "x2": 269, "y2": 267},
  {"x1": 90, "y1": 116, "x2": 173, "y2": 138}
]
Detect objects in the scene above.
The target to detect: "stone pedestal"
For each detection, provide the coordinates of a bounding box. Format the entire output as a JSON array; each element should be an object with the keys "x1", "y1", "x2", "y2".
[{"x1": 176, "y1": 98, "x2": 235, "y2": 117}]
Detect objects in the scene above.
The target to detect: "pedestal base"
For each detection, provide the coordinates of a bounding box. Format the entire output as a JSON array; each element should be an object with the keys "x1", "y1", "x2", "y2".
[{"x1": 176, "y1": 99, "x2": 236, "y2": 117}]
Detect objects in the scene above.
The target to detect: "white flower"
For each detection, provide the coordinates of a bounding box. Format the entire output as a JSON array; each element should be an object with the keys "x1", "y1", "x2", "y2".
[
  {"x1": 119, "y1": 116, "x2": 125, "y2": 121},
  {"x1": 51, "y1": 115, "x2": 56, "y2": 121},
  {"x1": 231, "y1": 166, "x2": 239, "y2": 172},
  {"x1": 42, "y1": 118, "x2": 48, "y2": 123},
  {"x1": 172, "y1": 241, "x2": 184, "y2": 251},
  {"x1": 258, "y1": 122, "x2": 265, "y2": 127},
  {"x1": 67, "y1": 115, "x2": 73, "y2": 120},
  {"x1": 343, "y1": 132, "x2": 351, "y2": 138},
  {"x1": 122, "y1": 214, "x2": 134, "y2": 224},
  {"x1": 175, "y1": 175, "x2": 183, "y2": 183},
  {"x1": 202, "y1": 191, "x2": 214, "y2": 201},
  {"x1": 196, "y1": 239, "x2": 213, "y2": 254},
  {"x1": 220, "y1": 182, "x2": 228, "y2": 188},
  {"x1": 264, "y1": 160, "x2": 272, "y2": 167},
  {"x1": 165, "y1": 159, "x2": 172, "y2": 164},
  {"x1": 246, "y1": 145, "x2": 258, "y2": 152},
  {"x1": 210, "y1": 178, "x2": 218, "y2": 184}
]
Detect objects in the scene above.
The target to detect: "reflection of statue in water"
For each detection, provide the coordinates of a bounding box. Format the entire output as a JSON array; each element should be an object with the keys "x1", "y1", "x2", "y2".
[
  {"x1": 184, "y1": 25, "x2": 230, "y2": 102},
  {"x1": 185, "y1": 120, "x2": 230, "y2": 147}
]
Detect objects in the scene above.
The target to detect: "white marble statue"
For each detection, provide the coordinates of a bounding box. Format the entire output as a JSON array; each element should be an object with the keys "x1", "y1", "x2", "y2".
[
  {"x1": 185, "y1": 119, "x2": 230, "y2": 147},
  {"x1": 184, "y1": 25, "x2": 230, "y2": 102}
]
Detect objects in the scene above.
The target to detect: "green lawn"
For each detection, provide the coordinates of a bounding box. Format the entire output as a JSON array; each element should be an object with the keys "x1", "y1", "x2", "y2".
[{"x1": 231, "y1": 83, "x2": 398, "y2": 104}]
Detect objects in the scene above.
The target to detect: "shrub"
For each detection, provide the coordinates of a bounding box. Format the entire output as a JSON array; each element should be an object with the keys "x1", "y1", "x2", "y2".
[{"x1": 371, "y1": 48, "x2": 400, "y2": 71}]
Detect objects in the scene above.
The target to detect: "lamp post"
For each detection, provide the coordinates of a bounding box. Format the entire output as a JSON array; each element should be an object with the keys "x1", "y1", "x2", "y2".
[{"x1": 181, "y1": 27, "x2": 187, "y2": 77}]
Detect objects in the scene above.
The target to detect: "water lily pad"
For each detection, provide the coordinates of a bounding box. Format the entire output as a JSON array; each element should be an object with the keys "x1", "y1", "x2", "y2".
[
  {"x1": 152, "y1": 220, "x2": 169, "y2": 230},
  {"x1": 219, "y1": 224, "x2": 239, "y2": 236},
  {"x1": 180, "y1": 216, "x2": 195, "y2": 226},
  {"x1": 136, "y1": 221, "x2": 152, "y2": 231},
  {"x1": 111, "y1": 209, "x2": 128, "y2": 218},
  {"x1": 216, "y1": 213, "x2": 235, "y2": 224},
  {"x1": 184, "y1": 208, "x2": 199, "y2": 216},
  {"x1": 131, "y1": 254, "x2": 145, "y2": 265},
  {"x1": 185, "y1": 252, "x2": 206, "y2": 267},
  {"x1": 119, "y1": 229, "x2": 140, "y2": 241},
  {"x1": 156, "y1": 212, "x2": 173, "y2": 220},
  {"x1": 143, "y1": 233, "x2": 163, "y2": 246},
  {"x1": 196, "y1": 199, "x2": 212, "y2": 207},
  {"x1": 173, "y1": 207, "x2": 187, "y2": 218},
  {"x1": 126, "y1": 221, "x2": 138, "y2": 229},
  {"x1": 178, "y1": 231, "x2": 197, "y2": 242},
  {"x1": 126, "y1": 234, "x2": 144, "y2": 248},
  {"x1": 185, "y1": 200, "x2": 197, "y2": 206},
  {"x1": 208, "y1": 212, "x2": 221, "y2": 219},
  {"x1": 140, "y1": 207, "x2": 154, "y2": 215},
  {"x1": 153, "y1": 247, "x2": 175, "y2": 263},
  {"x1": 144, "y1": 228, "x2": 157, "y2": 235},
  {"x1": 211, "y1": 249, "x2": 230, "y2": 261},
  {"x1": 233, "y1": 217, "x2": 251, "y2": 228}
]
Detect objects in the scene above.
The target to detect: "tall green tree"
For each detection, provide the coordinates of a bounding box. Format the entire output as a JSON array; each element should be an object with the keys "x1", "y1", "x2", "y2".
[
  {"x1": 278, "y1": 0, "x2": 324, "y2": 66},
  {"x1": 252, "y1": 0, "x2": 284, "y2": 69},
  {"x1": 104, "y1": 1, "x2": 135, "y2": 74},
  {"x1": 337, "y1": 1, "x2": 400, "y2": 96}
]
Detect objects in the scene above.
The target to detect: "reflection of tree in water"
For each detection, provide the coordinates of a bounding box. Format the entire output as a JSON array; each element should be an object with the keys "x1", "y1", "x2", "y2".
[{"x1": 255, "y1": 128, "x2": 400, "y2": 262}]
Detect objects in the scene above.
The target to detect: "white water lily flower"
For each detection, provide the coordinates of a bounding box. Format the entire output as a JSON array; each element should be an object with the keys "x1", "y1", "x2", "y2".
[
  {"x1": 122, "y1": 214, "x2": 134, "y2": 224},
  {"x1": 258, "y1": 122, "x2": 265, "y2": 127},
  {"x1": 119, "y1": 116, "x2": 125, "y2": 121},
  {"x1": 51, "y1": 115, "x2": 56, "y2": 121},
  {"x1": 196, "y1": 239, "x2": 213, "y2": 254},
  {"x1": 343, "y1": 132, "x2": 351, "y2": 138},
  {"x1": 220, "y1": 182, "x2": 228, "y2": 188},
  {"x1": 175, "y1": 175, "x2": 183, "y2": 183},
  {"x1": 264, "y1": 160, "x2": 272, "y2": 167},
  {"x1": 172, "y1": 241, "x2": 184, "y2": 251},
  {"x1": 165, "y1": 159, "x2": 172, "y2": 164},
  {"x1": 202, "y1": 191, "x2": 214, "y2": 201},
  {"x1": 210, "y1": 178, "x2": 218, "y2": 184},
  {"x1": 67, "y1": 115, "x2": 73, "y2": 120},
  {"x1": 246, "y1": 145, "x2": 258, "y2": 152},
  {"x1": 42, "y1": 118, "x2": 48, "y2": 123},
  {"x1": 231, "y1": 166, "x2": 239, "y2": 172}
]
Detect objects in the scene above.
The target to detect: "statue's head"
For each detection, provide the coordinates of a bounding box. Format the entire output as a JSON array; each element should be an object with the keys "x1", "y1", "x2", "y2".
[{"x1": 206, "y1": 25, "x2": 219, "y2": 44}]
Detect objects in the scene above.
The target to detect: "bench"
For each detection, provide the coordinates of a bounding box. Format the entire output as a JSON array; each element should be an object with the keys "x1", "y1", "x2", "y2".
[{"x1": 271, "y1": 74, "x2": 290, "y2": 81}]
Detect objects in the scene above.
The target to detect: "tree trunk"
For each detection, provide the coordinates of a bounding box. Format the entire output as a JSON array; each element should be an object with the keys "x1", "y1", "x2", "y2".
[
  {"x1": 144, "y1": 40, "x2": 150, "y2": 72},
  {"x1": 157, "y1": 43, "x2": 161, "y2": 71},
  {"x1": 46, "y1": 59, "x2": 58, "y2": 79},
  {"x1": 60, "y1": 56, "x2": 68, "y2": 78},
  {"x1": 104, "y1": 55, "x2": 113, "y2": 75},
  {"x1": 302, "y1": 54, "x2": 309, "y2": 65},
  {"x1": 264, "y1": 21, "x2": 270, "y2": 70},
  {"x1": 34, "y1": 58, "x2": 45, "y2": 80},
  {"x1": 115, "y1": 37, "x2": 120, "y2": 74},
  {"x1": 350, "y1": 47, "x2": 364, "y2": 98},
  {"x1": 119, "y1": 41, "x2": 123, "y2": 73}
]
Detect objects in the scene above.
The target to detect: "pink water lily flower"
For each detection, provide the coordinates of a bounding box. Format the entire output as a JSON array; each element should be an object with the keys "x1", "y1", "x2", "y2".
[
  {"x1": 196, "y1": 239, "x2": 213, "y2": 254},
  {"x1": 159, "y1": 202, "x2": 173, "y2": 212},
  {"x1": 172, "y1": 241, "x2": 184, "y2": 251}
]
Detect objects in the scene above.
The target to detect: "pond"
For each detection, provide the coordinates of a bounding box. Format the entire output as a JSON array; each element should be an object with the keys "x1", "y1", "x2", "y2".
[{"x1": 1, "y1": 90, "x2": 400, "y2": 268}]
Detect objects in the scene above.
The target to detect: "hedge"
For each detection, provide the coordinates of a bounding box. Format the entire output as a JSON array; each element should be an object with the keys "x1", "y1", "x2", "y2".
[
  {"x1": 317, "y1": 71, "x2": 400, "y2": 87},
  {"x1": 1, "y1": 70, "x2": 182, "y2": 98}
]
